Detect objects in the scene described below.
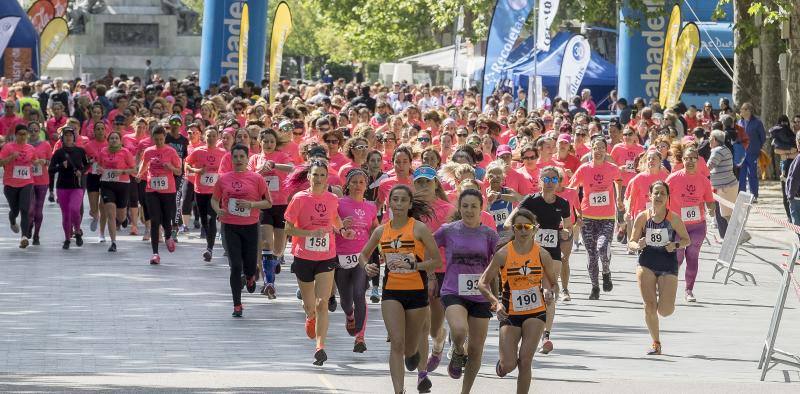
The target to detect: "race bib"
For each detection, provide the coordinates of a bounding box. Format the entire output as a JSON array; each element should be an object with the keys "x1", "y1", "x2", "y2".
[
  {"x1": 490, "y1": 209, "x2": 509, "y2": 227},
  {"x1": 304, "y1": 233, "x2": 330, "y2": 252},
  {"x1": 200, "y1": 172, "x2": 219, "y2": 187},
  {"x1": 91, "y1": 162, "x2": 100, "y2": 174},
  {"x1": 32, "y1": 164, "x2": 43, "y2": 177},
  {"x1": 12, "y1": 166, "x2": 30, "y2": 180},
  {"x1": 264, "y1": 175, "x2": 279, "y2": 192},
  {"x1": 625, "y1": 159, "x2": 636, "y2": 172},
  {"x1": 511, "y1": 287, "x2": 543, "y2": 312},
  {"x1": 149, "y1": 176, "x2": 168, "y2": 191},
  {"x1": 458, "y1": 274, "x2": 482, "y2": 296},
  {"x1": 227, "y1": 198, "x2": 251, "y2": 217},
  {"x1": 589, "y1": 191, "x2": 610, "y2": 207},
  {"x1": 681, "y1": 206, "x2": 700, "y2": 222},
  {"x1": 645, "y1": 227, "x2": 670, "y2": 247},
  {"x1": 337, "y1": 254, "x2": 359, "y2": 269},
  {"x1": 384, "y1": 252, "x2": 416, "y2": 273},
  {"x1": 535, "y1": 228, "x2": 558, "y2": 248},
  {"x1": 101, "y1": 170, "x2": 121, "y2": 182}
]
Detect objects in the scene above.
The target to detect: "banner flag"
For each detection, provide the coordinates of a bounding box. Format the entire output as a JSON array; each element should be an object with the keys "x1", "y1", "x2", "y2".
[
  {"x1": 27, "y1": 0, "x2": 55, "y2": 34},
  {"x1": 557, "y1": 34, "x2": 591, "y2": 99},
  {"x1": 51, "y1": 0, "x2": 68, "y2": 18},
  {"x1": 659, "y1": 4, "x2": 681, "y2": 107},
  {"x1": 39, "y1": 17, "x2": 68, "y2": 70},
  {"x1": 535, "y1": 0, "x2": 559, "y2": 52},
  {"x1": 238, "y1": 2, "x2": 249, "y2": 88},
  {"x1": 665, "y1": 22, "x2": 700, "y2": 108},
  {"x1": 268, "y1": 1, "x2": 293, "y2": 103},
  {"x1": 0, "y1": 16, "x2": 21, "y2": 57},
  {"x1": 481, "y1": 0, "x2": 535, "y2": 108}
]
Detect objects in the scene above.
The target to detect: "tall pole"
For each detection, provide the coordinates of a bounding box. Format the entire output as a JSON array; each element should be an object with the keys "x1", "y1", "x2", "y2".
[
  {"x1": 452, "y1": 6, "x2": 464, "y2": 90},
  {"x1": 529, "y1": 1, "x2": 538, "y2": 113}
]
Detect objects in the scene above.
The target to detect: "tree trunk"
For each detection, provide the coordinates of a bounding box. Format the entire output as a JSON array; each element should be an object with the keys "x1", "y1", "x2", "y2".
[
  {"x1": 733, "y1": 0, "x2": 762, "y2": 110},
  {"x1": 761, "y1": 22, "x2": 782, "y2": 180},
  {"x1": 786, "y1": 4, "x2": 800, "y2": 118}
]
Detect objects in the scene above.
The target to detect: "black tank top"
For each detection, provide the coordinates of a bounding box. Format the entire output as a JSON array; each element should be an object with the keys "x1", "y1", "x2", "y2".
[{"x1": 638, "y1": 211, "x2": 678, "y2": 272}]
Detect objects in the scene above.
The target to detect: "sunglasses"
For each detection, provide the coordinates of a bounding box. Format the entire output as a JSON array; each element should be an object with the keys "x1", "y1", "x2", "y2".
[
  {"x1": 541, "y1": 176, "x2": 559, "y2": 184},
  {"x1": 522, "y1": 155, "x2": 537, "y2": 161},
  {"x1": 292, "y1": 131, "x2": 304, "y2": 136},
  {"x1": 324, "y1": 139, "x2": 339, "y2": 144},
  {"x1": 513, "y1": 223, "x2": 534, "y2": 231},
  {"x1": 417, "y1": 137, "x2": 431, "y2": 142},
  {"x1": 353, "y1": 145, "x2": 368, "y2": 150},
  {"x1": 456, "y1": 133, "x2": 468, "y2": 137}
]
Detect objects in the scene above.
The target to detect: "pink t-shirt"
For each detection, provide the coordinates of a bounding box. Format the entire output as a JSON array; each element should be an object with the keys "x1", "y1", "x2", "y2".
[
  {"x1": 213, "y1": 170, "x2": 269, "y2": 226},
  {"x1": 335, "y1": 196, "x2": 378, "y2": 255},
  {"x1": 672, "y1": 156, "x2": 711, "y2": 178},
  {"x1": 285, "y1": 189, "x2": 340, "y2": 261},
  {"x1": 0, "y1": 115, "x2": 24, "y2": 138},
  {"x1": 377, "y1": 175, "x2": 413, "y2": 206},
  {"x1": 480, "y1": 210, "x2": 497, "y2": 230},
  {"x1": 502, "y1": 166, "x2": 526, "y2": 197},
  {"x1": 45, "y1": 117, "x2": 67, "y2": 142},
  {"x1": 557, "y1": 186, "x2": 580, "y2": 223},
  {"x1": 423, "y1": 198, "x2": 455, "y2": 274},
  {"x1": 575, "y1": 143, "x2": 590, "y2": 159},
  {"x1": 329, "y1": 152, "x2": 350, "y2": 173},
  {"x1": 186, "y1": 146, "x2": 226, "y2": 194},
  {"x1": 282, "y1": 141, "x2": 303, "y2": 165},
  {"x1": 665, "y1": 169, "x2": 714, "y2": 225},
  {"x1": 0, "y1": 142, "x2": 37, "y2": 187},
  {"x1": 30, "y1": 141, "x2": 52, "y2": 186},
  {"x1": 337, "y1": 161, "x2": 360, "y2": 180},
  {"x1": 610, "y1": 143, "x2": 645, "y2": 184},
  {"x1": 97, "y1": 147, "x2": 135, "y2": 183},
  {"x1": 515, "y1": 166, "x2": 539, "y2": 195},
  {"x1": 248, "y1": 150, "x2": 292, "y2": 205},
  {"x1": 141, "y1": 145, "x2": 182, "y2": 193},
  {"x1": 84, "y1": 139, "x2": 108, "y2": 175},
  {"x1": 569, "y1": 161, "x2": 622, "y2": 219},
  {"x1": 625, "y1": 171, "x2": 668, "y2": 220}
]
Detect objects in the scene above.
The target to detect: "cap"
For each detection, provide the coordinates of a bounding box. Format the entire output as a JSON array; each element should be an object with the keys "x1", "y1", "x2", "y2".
[
  {"x1": 557, "y1": 133, "x2": 572, "y2": 144},
  {"x1": 308, "y1": 146, "x2": 329, "y2": 159},
  {"x1": 279, "y1": 120, "x2": 293, "y2": 131},
  {"x1": 169, "y1": 114, "x2": 182, "y2": 123},
  {"x1": 496, "y1": 144, "x2": 512, "y2": 156},
  {"x1": 413, "y1": 165, "x2": 437, "y2": 181}
]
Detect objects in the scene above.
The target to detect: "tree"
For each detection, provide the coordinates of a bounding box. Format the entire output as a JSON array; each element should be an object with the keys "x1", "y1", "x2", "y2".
[{"x1": 787, "y1": 3, "x2": 800, "y2": 118}]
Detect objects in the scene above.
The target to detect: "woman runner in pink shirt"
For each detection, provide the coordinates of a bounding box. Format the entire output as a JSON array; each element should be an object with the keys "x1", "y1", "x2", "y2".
[{"x1": 97, "y1": 131, "x2": 136, "y2": 252}]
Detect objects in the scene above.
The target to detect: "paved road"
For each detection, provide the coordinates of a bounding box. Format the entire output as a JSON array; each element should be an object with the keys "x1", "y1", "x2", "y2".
[{"x1": 0, "y1": 182, "x2": 798, "y2": 393}]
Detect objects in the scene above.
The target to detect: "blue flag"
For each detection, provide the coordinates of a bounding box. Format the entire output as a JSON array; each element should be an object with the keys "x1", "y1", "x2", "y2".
[{"x1": 481, "y1": 0, "x2": 535, "y2": 109}]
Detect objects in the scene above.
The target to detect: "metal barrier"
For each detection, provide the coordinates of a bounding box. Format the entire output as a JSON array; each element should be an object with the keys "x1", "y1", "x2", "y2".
[
  {"x1": 757, "y1": 246, "x2": 800, "y2": 381},
  {"x1": 712, "y1": 192, "x2": 756, "y2": 285}
]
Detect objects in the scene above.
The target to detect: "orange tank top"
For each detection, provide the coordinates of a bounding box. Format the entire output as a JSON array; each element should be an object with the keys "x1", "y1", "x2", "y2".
[
  {"x1": 379, "y1": 218, "x2": 427, "y2": 291},
  {"x1": 501, "y1": 242, "x2": 546, "y2": 315}
]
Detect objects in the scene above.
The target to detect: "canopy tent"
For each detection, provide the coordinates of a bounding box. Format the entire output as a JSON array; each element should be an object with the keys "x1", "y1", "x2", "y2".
[{"x1": 510, "y1": 32, "x2": 617, "y2": 104}]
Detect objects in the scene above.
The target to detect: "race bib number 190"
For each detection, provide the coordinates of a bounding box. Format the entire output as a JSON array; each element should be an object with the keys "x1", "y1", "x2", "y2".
[{"x1": 511, "y1": 288, "x2": 542, "y2": 312}]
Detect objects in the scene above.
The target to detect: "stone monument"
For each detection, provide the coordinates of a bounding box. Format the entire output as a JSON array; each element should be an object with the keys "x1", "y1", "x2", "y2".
[{"x1": 46, "y1": 0, "x2": 201, "y2": 81}]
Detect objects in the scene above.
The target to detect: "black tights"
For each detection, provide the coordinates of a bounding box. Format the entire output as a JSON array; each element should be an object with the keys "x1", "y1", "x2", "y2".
[
  {"x1": 4, "y1": 185, "x2": 33, "y2": 238},
  {"x1": 195, "y1": 193, "x2": 218, "y2": 250},
  {"x1": 224, "y1": 223, "x2": 259, "y2": 306},
  {"x1": 145, "y1": 192, "x2": 176, "y2": 254}
]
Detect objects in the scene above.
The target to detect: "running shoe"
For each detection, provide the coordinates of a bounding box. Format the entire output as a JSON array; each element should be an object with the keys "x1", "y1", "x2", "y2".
[
  {"x1": 90, "y1": 218, "x2": 98, "y2": 232},
  {"x1": 495, "y1": 360, "x2": 507, "y2": 378},
  {"x1": 98, "y1": 234, "x2": 106, "y2": 243},
  {"x1": 305, "y1": 317, "x2": 316, "y2": 339},
  {"x1": 166, "y1": 237, "x2": 176, "y2": 253},
  {"x1": 19, "y1": 237, "x2": 29, "y2": 249},
  {"x1": 149, "y1": 254, "x2": 160, "y2": 265},
  {"x1": 426, "y1": 349, "x2": 443, "y2": 372},
  {"x1": 685, "y1": 290, "x2": 697, "y2": 303},
  {"x1": 74, "y1": 230, "x2": 83, "y2": 247},
  {"x1": 62, "y1": 240, "x2": 70, "y2": 250},
  {"x1": 404, "y1": 351, "x2": 420, "y2": 371},
  {"x1": 353, "y1": 336, "x2": 367, "y2": 353},
  {"x1": 179, "y1": 225, "x2": 189, "y2": 233},
  {"x1": 265, "y1": 283, "x2": 276, "y2": 299},
  {"x1": 447, "y1": 351, "x2": 467, "y2": 379},
  {"x1": 246, "y1": 276, "x2": 256, "y2": 293},
  {"x1": 540, "y1": 337, "x2": 554, "y2": 354},
  {"x1": 602, "y1": 273, "x2": 613, "y2": 292},
  {"x1": 616, "y1": 228, "x2": 625, "y2": 243},
  {"x1": 10, "y1": 222, "x2": 19, "y2": 233},
  {"x1": 108, "y1": 242, "x2": 117, "y2": 252},
  {"x1": 561, "y1": 289, "x2": 571, "y2": 301},
  {"x1": 589, "y1": 286, "x2": 600, "y2": 300},
  {"x1": 370, "y1": 287, "x2": 380, "y2": 303},
  {"x1": 417, "y1": 373, "x2": 432, "y2": 393},
  {"x1": 313, "y1": 348, "x2": 327, "y2": 366},
  {"x1": 202, "y1": 248, "x2": 212, "y2": 262},
  {"x1": 345, "y1": 313, "x2": 356, "y2": 336},
  {"x1": 48, "y1": 192, "x2": 55, "y2": 203},
  {"x1": 199, "y1": 226, "x2": 206, "y2": 239},
  {"x1": 232, "y1": 305, "x2": 243, "y2": 318},
  {"x1": 647, "y1": 341, "x2": 662, "y2": 355},
  {"x1": 328, "y1": 296, "x2": 337, "y2": 312},
  {"x1": 296, "y1": 288, "x2": 303, "y2": 300},
  {"x1": 121, "y1": 217, "x2": 128, "y2": 229},
  {"x1": 32, "y1": 235, "x2": 40, "y2": 246}
]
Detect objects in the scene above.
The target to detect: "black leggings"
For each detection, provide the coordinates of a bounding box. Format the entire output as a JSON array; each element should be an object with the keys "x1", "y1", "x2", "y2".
[
  {"x1": 145, "y1": 192, "x2": 176, "y2": 254},
  {"x1": 224, "y1": 223, "x2": 259, "y2": 306},
  {"x1": 335, "y1": 265, "x2": 368, "y2": 335},
  {"x1": 181, "y1": 181, "x2": 195, "y2": 215},
  {"x1": 138, "y1": 181, "x2": 149, "y2": 221},
  {"x1": 4, "y1": 185, "x2": 33, "y2": 238},
  {"x1": 195, "y1": 193, "x2": 218, "y2": 249}
]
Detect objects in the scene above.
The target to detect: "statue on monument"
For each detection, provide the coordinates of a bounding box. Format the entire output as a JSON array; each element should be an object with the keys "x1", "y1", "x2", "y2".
[
  {"x1": 66, "y1": 0, "x2": 107, "y2": 34},
  {"x1": 161, "y1": 0, "x2": 199, "y2": 35}
]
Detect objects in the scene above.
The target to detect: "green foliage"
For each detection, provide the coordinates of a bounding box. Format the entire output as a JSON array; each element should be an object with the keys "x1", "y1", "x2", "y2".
[{"x1": 714, "y1": 0, "x2": 794, "y2": 52}]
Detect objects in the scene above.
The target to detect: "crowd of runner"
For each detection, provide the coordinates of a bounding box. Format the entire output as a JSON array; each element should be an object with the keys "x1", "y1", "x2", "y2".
[{"x1": 0, "y1": 73, "x2": 777, "y2": 393}]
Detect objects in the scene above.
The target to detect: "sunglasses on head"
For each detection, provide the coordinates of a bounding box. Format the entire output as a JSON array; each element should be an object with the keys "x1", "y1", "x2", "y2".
[
  {"x1": 513, "y1": 223, "x2": 534, "y2": 231},
  {"x1": 541, "y1": 176, "x2": 559, "y2": 184}
]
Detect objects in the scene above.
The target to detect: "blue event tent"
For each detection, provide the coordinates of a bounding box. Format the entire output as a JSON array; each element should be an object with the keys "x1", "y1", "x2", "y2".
[{"x1": 0, "y1": 1, "x2": 41, "y2": 78}]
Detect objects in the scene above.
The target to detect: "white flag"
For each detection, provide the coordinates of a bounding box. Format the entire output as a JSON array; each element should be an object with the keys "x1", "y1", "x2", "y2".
[
  {"x1": 535, "y1": 0, "x2": 559, "y2": 52},
  {"x1": 557, "y1": 35, "x2": 591, "y2": 99},
  {"x1": 0, "y1": 16, "x2": 21, "y2": 57}
]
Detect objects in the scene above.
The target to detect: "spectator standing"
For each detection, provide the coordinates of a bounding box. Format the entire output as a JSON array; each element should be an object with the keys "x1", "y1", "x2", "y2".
[{"x1": 737, "y1": 103, "x2": 766, "y2": 202}]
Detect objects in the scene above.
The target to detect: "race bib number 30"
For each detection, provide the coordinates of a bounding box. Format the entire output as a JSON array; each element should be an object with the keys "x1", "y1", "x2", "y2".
[
  {"x1": 511, "y1": 288, "x2": 543, "y2": 312},
  {"x1": 227, "y1": 198, "x2": 251, "y2": 217},
  {"x1": 149, "y1": 176, "x2": 168, "y2": 191},
  {"x1": 458, "y1": 274, "x2": 482, "y2": 296},
  {"x1": 589, "y1": 191, "x2": 610, "y2": 207},
  {"x1": 305, "y1": 233, "x2": 330, "y2": 252},
  {"x1": 645, "y1": 227, "x2": 669, "y2": 247},
  {"x1": 337, "y1": 254, "x2": 359, "y2": 269},
  {"x1": 535, "y1": 229, "x2": 558, "y2": 248},
  {"x1": 681, "y1": 206, "x2": 700, "y2": 222},
  {"x1": 12, "y1": 166, "x2": 30, "y2": 180}
]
